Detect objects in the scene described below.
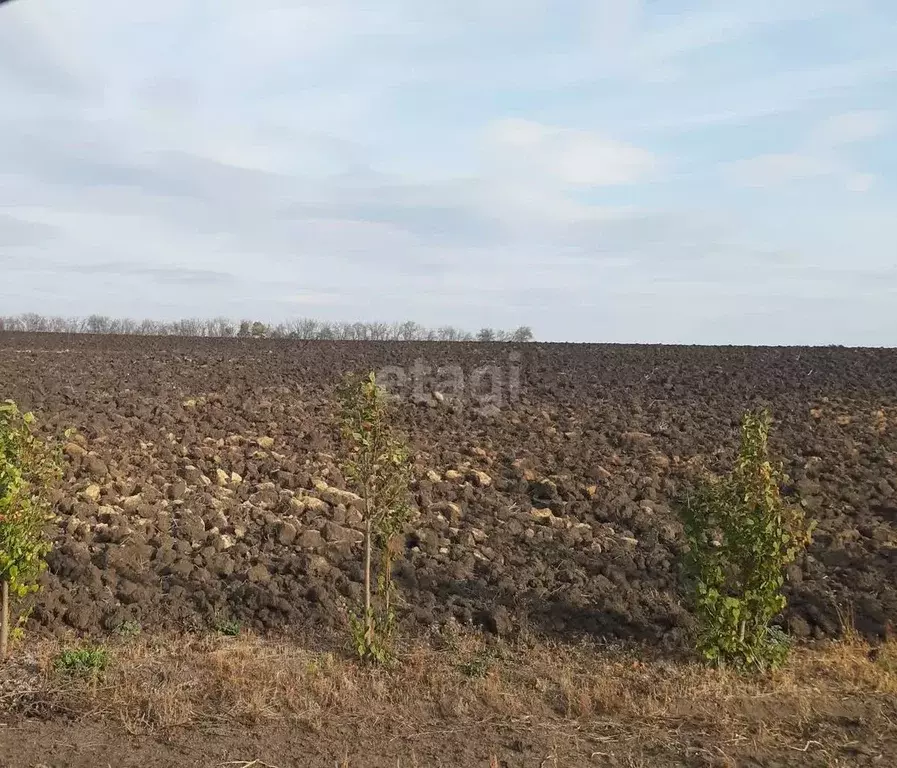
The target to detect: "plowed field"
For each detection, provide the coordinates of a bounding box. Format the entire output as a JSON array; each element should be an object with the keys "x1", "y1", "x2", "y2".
[{"x1": 2, "y1": 333, "x2": 895, "y2": 645}]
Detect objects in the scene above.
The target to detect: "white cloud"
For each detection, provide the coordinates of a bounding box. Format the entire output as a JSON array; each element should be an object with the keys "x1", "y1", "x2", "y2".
[
  {"x1": 588, "y1": 0, "x2": 643, "y2": 50},
  {"x1": 846, "y1": 172, "x2": 875, "y2": 193},
  {"x1": 809, "y1": 110, "x2": 888, "y2": 147},
  {"x1": 726, "y1": 110, "x2": 888, "y2": 190},
  {"x1": 273, "y1": 291, "x2": 345, "y2": 307},
  {"x1": 591, "y1": 0, "x2": 856, "y2": 82},
  {"x1": 484, "y1": 118, "x2": 657, "y2": 187},
  {"x1": 725, "y1": 153, "x2": 831, "y2": 187}
]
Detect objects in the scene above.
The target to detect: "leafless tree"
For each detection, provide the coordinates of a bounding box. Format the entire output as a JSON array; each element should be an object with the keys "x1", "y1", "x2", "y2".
[
  {"x1": 0, "y1": 313, "x2": 535, "y2": 342},
  {"x1": 512, "y1": 325, "x2": 534, "y2": 342}
]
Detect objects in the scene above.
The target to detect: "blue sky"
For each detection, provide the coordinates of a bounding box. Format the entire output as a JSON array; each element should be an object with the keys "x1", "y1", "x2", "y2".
[{"x1": 0, "y1": 0, "x2": 895, "y2": 344}]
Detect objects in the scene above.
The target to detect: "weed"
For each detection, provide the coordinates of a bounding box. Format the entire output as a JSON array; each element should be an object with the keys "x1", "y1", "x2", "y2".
[
  {"x1": 55, "y1": 645, "x2": 109, "y2": 676},
  {"x1": 213, "y1": 617, "x2": 242, "y2": 637},
  {"x1": 679, "y1": 409, "x2": 814, "y2": 671},
  {"x1": 116, "y1": 620, "x2": 142, "y2": 638},
  {"x1": 459, "y1": 650, "x2": 496, "y2": 679}
]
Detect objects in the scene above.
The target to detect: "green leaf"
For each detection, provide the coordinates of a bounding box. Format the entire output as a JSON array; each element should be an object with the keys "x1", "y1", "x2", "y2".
[{"x1": 677, "y1": 407, "x2": 812, "y2": 672}]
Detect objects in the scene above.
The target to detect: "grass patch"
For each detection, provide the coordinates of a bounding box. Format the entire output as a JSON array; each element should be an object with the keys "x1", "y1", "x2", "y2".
[
  {"x1": 116, "y1": 620, "x2": 142, "y2": 638},
  {"x1": 2, "y1": 631, "x2": 894, "y2": 764},
  {"x1": 54, "y1": 645, "x2": 109, "y2": 676},
  {"x1": 212, "y1": 617, "x2": 242, "y2": 637}
]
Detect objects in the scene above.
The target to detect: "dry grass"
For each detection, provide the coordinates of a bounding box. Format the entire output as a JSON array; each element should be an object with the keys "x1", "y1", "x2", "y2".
[{"x1": 3, "y1": 630, "x2": 897, "y2": 763}]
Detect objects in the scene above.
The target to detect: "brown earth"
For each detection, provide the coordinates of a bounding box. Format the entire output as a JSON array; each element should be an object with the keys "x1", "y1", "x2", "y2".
[
  {"x1": 0, "y1": 333, "x2": 895, "y2": 643},
  {"x1": 1, "y1": 333, "x2": 897, "y2": 765}
]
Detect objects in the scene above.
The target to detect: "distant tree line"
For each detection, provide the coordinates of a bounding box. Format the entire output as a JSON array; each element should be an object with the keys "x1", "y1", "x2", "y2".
[{"x1": 0, "y1": 314, "x2": 534, "y2": 343}]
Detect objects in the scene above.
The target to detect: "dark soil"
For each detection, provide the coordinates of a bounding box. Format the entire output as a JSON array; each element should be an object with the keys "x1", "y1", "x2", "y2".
[{"x1": 1, "y1": 333, "x2": 896, "y2": 645}]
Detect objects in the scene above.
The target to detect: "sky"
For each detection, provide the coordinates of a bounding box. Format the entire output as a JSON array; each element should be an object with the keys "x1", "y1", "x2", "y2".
[{"x1": 0, "y1": 0, "x2": 895, "y2": 345}]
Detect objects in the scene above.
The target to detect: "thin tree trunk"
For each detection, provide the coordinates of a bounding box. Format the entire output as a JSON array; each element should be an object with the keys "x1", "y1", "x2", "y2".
[
  {"x1": 383, "y1": 549, "x2": 391, "y2": 620},
  {"x1": 364, "y1": 518, "x2": 373, "y2": 643},
  {"x1": 1, "y1": 579, "x2": 9, "y2": 661},
  {"x1": 382, "y1": 541, "x2": 397, "y2": 628}
]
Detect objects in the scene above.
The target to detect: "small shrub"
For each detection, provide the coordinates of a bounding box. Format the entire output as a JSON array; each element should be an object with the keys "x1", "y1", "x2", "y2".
[
  {"x1": 459, "y1": 648, "x2": 500, "y2": 679},
  {"x1": 213, "y1": 617, "x2": 242, "y2": 637},
  {"x1": 55, "y1": 645, "x2": 109, "y2": 676},
  {"x1": 0, "y1": 401, "x2": 62, "y2": 659},
  {"x1": 337, "y1": 372, "x2": 414, "y2": 663},
  {"x1": 116, "y1": 620, "x2": 142, "y2": 638},
  {"x1": 679, "y1": 409, "x2": 814, "y2": 671}
]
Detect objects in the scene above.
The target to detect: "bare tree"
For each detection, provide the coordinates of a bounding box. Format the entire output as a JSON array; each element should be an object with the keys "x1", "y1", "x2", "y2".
[
  {"x1": 512, "y1": 325, "x2": 534, "y2": 342},
  {"x1": 318, "y1": 322, "x2": 335, "y2": 340},
  {"x1": 86, "y1": 315, "x2": 110, "y2": 334},
  {"x1": 0, "y1": 313, "x2": 536, "y2": 342}
]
